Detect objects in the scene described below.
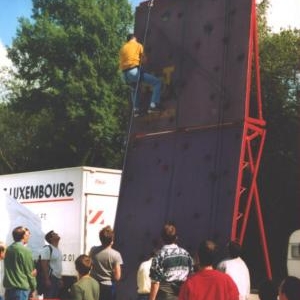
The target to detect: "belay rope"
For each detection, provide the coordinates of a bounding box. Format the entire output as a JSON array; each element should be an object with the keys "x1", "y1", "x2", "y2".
[
  {"x1": 130, "y1": 0, "x2": 154, "y2": 120},
  {"x1": 121, "y1": 0, "x2": 155, "y2": 172}
]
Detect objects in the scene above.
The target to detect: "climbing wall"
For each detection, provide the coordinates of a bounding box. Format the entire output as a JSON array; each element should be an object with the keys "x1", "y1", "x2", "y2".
[
  {"x1": 131, "y1": 0, "x2": 252, "y2": 133},
  {"x1": 114, "y1": 0, "x2": 253, "y2": 299}
]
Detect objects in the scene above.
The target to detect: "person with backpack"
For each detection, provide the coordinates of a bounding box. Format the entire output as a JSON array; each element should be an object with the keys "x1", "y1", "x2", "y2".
[{"x1": 39, "y1": 230, "x2": 63, "y2": 298}]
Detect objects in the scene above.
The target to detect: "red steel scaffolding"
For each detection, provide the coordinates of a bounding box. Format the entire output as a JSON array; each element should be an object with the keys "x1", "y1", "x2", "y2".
[{"x1": 231, "y1": 0, "x2": 272, "y2": 279}]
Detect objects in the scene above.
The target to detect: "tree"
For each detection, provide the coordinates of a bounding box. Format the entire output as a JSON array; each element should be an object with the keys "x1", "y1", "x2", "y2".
[
  {"x1": 0, "y1": 0, "x2": 133, "y2": 172},
  {"x1": 259, "y1": 28, "x2": 300, "y2": 282},
  {"x1": 256, "y1": 0, "x2": 270, "y2": 41}
]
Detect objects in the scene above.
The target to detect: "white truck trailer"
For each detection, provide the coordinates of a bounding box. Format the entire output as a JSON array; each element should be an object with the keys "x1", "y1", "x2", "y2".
[{"x1": 0, "y1": 166, "x2": 121, "y2": 277}]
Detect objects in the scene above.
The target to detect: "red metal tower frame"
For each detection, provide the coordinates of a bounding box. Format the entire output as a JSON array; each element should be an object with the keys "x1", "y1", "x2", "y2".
[{"x1": 231, "y1": 0, "x2": 272, "y2": 279}]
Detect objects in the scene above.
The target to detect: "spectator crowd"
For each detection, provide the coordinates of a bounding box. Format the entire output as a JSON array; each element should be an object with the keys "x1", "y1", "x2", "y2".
[{"x1": 0, "y1": 223, "x2": 299, "y2": 300}]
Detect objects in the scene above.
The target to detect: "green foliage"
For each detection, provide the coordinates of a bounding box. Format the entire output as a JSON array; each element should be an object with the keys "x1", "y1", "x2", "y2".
[
  {"x1": 254, "y1": 1, "x2": 300, "y2": 282},
  {"x1": 259, "y1": 28, "x2": 300, "y2": 185},
  {"x1": 0, "y1": 103, "x2": 53, "y2": 172},
  {"x1": 0, "y1": 0, "x2": 133, "y2": 172},
  {"x1": 256, "y1": 0, "x2": 271, "y2": 41}
]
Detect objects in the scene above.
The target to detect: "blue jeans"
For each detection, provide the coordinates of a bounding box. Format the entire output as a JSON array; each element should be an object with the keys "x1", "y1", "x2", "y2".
[
  {"x1": 99, "y1": 283, "x2": 116, "y2": 300},
  {"x1": 43, "y1": 275, "x2": 61, "y2": 298},
  {"x1": 123, "y1": 67, "x2": 161, "y2": 109},
  {"x1": 137, "y1": 294, "x2": 150, "y2": 300},
  {"x1": 5, "y1": 289, "x2": 29, "y2": 300}
]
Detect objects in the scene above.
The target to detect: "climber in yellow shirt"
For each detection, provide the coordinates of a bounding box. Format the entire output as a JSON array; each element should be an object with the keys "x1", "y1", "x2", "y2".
[{"x1": 119, "y1": 34, "x2": 162, "y2": 116}]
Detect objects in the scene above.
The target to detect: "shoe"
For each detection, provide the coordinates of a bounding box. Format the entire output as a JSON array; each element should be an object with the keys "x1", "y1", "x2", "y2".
[
  {"x1": 133, "y1": 108, "x2": 140, "y2": 117},
  {"x1": 133, "y1": 108, "x2": 145, "y2": 117},
  {"x1": 148, "y1": 103, "x2": 164, "y2": 113}
]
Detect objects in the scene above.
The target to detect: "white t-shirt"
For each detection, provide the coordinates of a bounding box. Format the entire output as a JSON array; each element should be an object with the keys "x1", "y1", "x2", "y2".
[
  {"x1": 40, "y1": 245, "x2": 63, "y2": 279},
  {"x1": 217, "y1": 257, "x2": 250, "y2": 300},
  {"x1": 137, "y1": 258, "x2": 153, "y2": 294}
]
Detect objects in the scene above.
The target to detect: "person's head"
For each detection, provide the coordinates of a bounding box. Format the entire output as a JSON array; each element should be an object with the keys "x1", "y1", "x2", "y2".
[
  {"x1": 126, "y1": 33, "x2": 136, "y2": 42},
  {"x1": 23, "y1": 227, "x2": 31, "y2": 245},
  {"x1": 161, "y1": 223, "x2": 177, "y2": 245},
  {"x1": 279, "y1": 276, "x2": 300, "y2": 300},
  {"x1": 12, "y1": 226, "x2": 30, "y2": 243},
  {"x1": 197, "y1": 240, "x2": 217, "y2": 267},
  {"x1": 45, "y1": 230, "x2": 60, "y2": 245},
  {"x1": 75, "y1": 254, "x2": 92, "y2": 277},
  {"x1": 228, "y1": 240, "x2": 242, "y2": 259},
  {"x1": 99, "y1": 226, "x2": 114, "y2": 247},
  {"x1": 258, "y1": 279, "x2": 278, "y2": 300},
  {"x1": 0, "y1": 242, "x2": 6, "y2": 260}
]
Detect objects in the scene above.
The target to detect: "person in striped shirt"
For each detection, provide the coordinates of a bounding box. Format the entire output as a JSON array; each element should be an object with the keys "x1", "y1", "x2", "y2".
[{"x1": 149, "y1": 223, "x2": 193, "y2": 300}]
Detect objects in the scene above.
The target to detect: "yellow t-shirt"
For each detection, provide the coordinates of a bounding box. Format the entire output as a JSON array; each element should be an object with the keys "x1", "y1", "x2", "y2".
[{"x1": 119, "y1": 39, "x2": 143, "y2": 71}]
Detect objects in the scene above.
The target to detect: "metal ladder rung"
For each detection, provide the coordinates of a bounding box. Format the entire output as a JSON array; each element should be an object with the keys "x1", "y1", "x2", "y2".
[
  {"x1": 240, "y1": 186, "x2": 247, "y2": 195},
  {"x1": 242, "y1": 161, "x2": 249, "y2": 169}
]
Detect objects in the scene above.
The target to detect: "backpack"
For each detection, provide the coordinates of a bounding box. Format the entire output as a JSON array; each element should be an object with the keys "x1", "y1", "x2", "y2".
[{"x1": 35, "y1": 245, "x2": 53, "y2": 295}]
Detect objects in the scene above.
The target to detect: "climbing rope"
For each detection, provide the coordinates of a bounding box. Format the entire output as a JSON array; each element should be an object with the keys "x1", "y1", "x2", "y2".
[{"x1": 120, "y1": 0, "x2": 155, "y2": 173}]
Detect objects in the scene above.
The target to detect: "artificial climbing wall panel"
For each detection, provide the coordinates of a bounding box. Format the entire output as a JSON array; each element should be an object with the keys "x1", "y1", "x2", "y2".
[
  {"x1": 114, "y1": 0, "x2": 253, "y2": 299},
  {"x1": 115, "y1": 125, "x2": 243, "y2": 300},
  {"x1": 131, "y1": 0, "x2": 252, "y2": 134}
]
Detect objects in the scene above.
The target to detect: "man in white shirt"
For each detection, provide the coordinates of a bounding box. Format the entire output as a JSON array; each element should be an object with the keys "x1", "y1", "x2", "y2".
[
  {"x1": 137, "y1": 256, "x2": 153, "y2": 300},
  {"x1": 40, "y1": 230, "x2": 63, "y2": 298},
  {"x1": 217, "y1": 241, "x2": 250, "y2": 300}
]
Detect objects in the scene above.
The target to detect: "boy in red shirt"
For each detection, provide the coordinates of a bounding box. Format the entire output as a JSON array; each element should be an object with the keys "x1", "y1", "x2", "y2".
[{"x1": 179, "y1": 240, "x2": 239, "y2": 300}]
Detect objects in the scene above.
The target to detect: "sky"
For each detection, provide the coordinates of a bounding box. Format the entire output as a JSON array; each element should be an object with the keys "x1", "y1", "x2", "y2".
[
  {"x1": 0, "y1": 0, "x2": 140, "y2": 47},
  {"x1": 0, "y1": 0, "x2": 300, "y2": 66},
  {"x1": 266, "y1": 0, "x2": 300, "y2": 32}
]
